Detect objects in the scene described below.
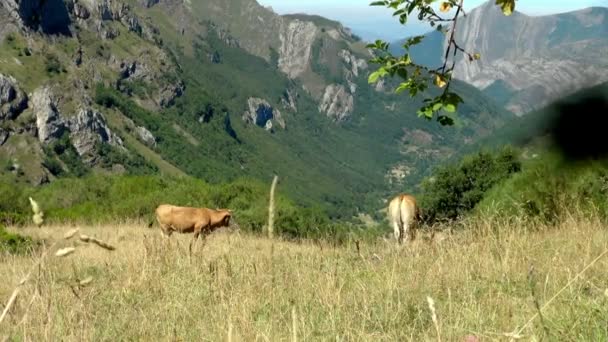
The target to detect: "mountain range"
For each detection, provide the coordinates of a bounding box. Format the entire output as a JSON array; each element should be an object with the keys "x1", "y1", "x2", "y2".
[
  {"x1": 393, "y1": 2, "x2": 608, "y2": 116},
  {"x1": 1, "y1": 0, "x2": 587, "y2": 218}
]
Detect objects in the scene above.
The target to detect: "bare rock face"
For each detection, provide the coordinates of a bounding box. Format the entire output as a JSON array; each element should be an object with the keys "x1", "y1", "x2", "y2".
[
  {"x1": 318, "y1": 84, "x2": 354, "y2": 122},
  {"x1": 450, "y1": 3, "x2": 608, "y2": 115},
  {"x1": 31, "y1": 87, "x2": 123, "y2": 161},
  {"x1": 67, "y1": 108, "x2": 124, "y2": 158},
  {"x1": 32, "y1": 87, "x2": 66, "y2": 143},
  {"x1": 140, "y1": 0, "x2": 160, "y2": 8},
  {"x1": 278, "y1": 20, "x2": 318, "y2": 79},
  {"x1": 93, "y1": 0, "x2": 143, "y2": 37},
  {"x1": 158, "y1": 81, "x2": 185, "y2": 108},
  {"x1": 113, "y1": 57, "x2": 184, "y2": 108},
  {"x1": 135, "y1": 125, "x2": 156, "y2": 147},
  {"x1": 0, "y1": 73, "x2": 27, "y2": 120},
  {"x1": 281, "y1": 88, "x2": 298, "y2": 113},
  {"x1": 0, "y1": 0, "x2": 71, "y2": 35},
  {"x1": 72, "y1": 2, "x2": 91, "y2": 20},
  {"x1": 0, "y1": 127, "x2": 8, "y2": 146},
  {"x1": 339, "y1": 49, "x2": 368, "y2": 94},
  {"x1": 242, "y1": 98, "x2": 285, "y2": 132}
]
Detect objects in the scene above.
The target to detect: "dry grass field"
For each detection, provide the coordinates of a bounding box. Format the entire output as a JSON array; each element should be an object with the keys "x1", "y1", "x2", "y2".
[{"x1": 1, "y1": 216, "x2": 607, "y2": 341}]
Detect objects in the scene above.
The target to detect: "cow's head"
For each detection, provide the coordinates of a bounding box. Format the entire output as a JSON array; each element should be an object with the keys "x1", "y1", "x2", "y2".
[{"x1": 218, "y1": 209, "x2": 232, "y2": 226}]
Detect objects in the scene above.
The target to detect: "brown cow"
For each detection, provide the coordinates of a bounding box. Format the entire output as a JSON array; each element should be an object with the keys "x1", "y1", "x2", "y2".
[{"x1": 153, "y1": 204, "x2": 232, "y2": 253}]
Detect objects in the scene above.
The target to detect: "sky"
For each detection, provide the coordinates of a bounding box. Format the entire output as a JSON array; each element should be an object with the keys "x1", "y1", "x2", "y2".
[{"x1": 258, "y1": 0, "x2": 608, "y2": 42}]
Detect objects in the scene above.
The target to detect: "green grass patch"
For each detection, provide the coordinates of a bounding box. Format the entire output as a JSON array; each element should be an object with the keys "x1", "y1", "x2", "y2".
[{"x1": 0, "y1": 225, "x2": 38, "y2": 255}]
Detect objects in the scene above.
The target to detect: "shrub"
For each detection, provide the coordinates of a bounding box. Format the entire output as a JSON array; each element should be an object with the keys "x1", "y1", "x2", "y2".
[
  {"x1": 420, "y1": 146, "x2": 522, "y2": 223},
  {"x1": 0, "y1": 225, "x2": 38, "y2": 255},
  {"x1": 476, "y1": 152, "x2": 608, "y2": 223},
  {"x1": 45, "y1": 53, "x2": 64, "y2": 75}
]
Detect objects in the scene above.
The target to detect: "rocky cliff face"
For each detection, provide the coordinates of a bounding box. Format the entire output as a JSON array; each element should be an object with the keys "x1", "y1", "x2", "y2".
[
  {"x1": 32, "y1": 87, "x2": 66, "y2": 144},
  {"x1": 318, "y1": 85, "x2": 354, "y2": 123},
  {"x1": 176, "y1": 0, "x2": 368, "y2": 121},
  {"x1": 0, "y1": 74, "x2": 27, "y2": 120},
  {"x1": 30, "y1": 86, "x2": 123, "y2": 159},
  {"x1": 450, "y1": 2, "x2": 608, "y2": 115},
  {"x1": 0, "y1": 0, "x2": 514, "y2": 207},
  {"x1": 278, "y1": 20, "x2": 318, "y2": 79},
  {"x1": 0, "y1": 0, "x2": 71, "y2": 35},
  {"x1": 242, "y1": 98, "x2": 285, "y2": 132},
  {"x1": 67, "y1": 108, "x2": 124, "y2": 160}
]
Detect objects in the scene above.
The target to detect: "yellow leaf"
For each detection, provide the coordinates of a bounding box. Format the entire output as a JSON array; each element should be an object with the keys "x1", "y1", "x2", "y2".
[
  {"x1": 496, "y1": 0, "x2": 515, "y2": 16},
  {"x1": 434, "y1": 75, "x2": 447, "y2": 88},
  {"x1": 474, "y1": 53, "x2": 481, "y2": 60},
  {"x1": 439, "y1": 2, "x2": 452, "y2": 13}
]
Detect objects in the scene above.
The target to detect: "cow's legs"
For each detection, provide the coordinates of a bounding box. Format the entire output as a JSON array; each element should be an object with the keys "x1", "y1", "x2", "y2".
[
  {"x1": 402, "y1": 221, "x2": 411, "y2": 244},
  {"x1": 392, "y1": 220, "x2": 403, "y2": 244},
  {"x1": 158, "y1": 223, "x2": 172, "y2": 250},
  {"x1": 408, "y1": 219, "x2": 417, "y2": 242},
  {"x1": 190, "y1": 223, "x2": 206, "y2": 256}
]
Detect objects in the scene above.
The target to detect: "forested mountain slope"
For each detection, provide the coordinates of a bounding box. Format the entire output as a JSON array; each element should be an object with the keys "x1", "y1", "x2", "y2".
[{"x1": 0, "y1": 0, "x2": 511, "y2": 217}]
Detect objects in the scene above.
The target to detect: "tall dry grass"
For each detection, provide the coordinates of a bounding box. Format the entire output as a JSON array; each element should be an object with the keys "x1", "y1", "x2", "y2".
[{"x1": 0, "y1": 214, "x2": 607, "y2": 341}]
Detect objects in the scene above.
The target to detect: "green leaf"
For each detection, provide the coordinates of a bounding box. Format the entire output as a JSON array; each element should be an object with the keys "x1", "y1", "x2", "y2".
[
  {"x1": 405, "y1": 35, "x2": 425, "y2": 47},
  {"x1": 432, "y1": 102, "x2": 443, "y2": 111},
  {"x1": 395, "y1": 81, "x2": 413, "y2": 94},
  {"x1": 368, "y1": 68, "x2": 388, "y2": 84},
  {"x1": 444, "y1": 103, "x2": 456, "y2": 112},
  {"x1": 495, "y1": 0, "x2": 515, "y2": 16},
  {"x1": 369, "y1": 1, "x2": 387, "y2": 6},
  {"x1": 437, "y1": 115, "x2": 455, "y2": 126}
]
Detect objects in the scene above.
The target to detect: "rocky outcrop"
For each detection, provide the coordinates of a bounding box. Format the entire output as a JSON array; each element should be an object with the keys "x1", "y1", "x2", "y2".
[
  {"x1": 113, "y1": 57, "x2": 184, "y2": 108},
  {"x1": 72, "y1": 2, "x2": 91, "y2": 20},
  {"x1": 242, "y1": 98, "x2": 285, "y2": 132},
  {"x1": 135, "y1": 125, "x2": 156, "y2": 147},
  {"x1": 97, "y1": 0, "x2": 130, "y2": 21},
  {"x1": 32, "y1": 87, "x2": 66, "y2": 143},
  {"x1": 0, "y1": 74, "x2": 27, "y2": 120},
  {"x1": 339, "y1": 49, "x2": 368, "y2": 93},
  {"x1": 450, "y1": 3, "x2": 608, "y2": 115},
  {"x1": 278, "y1": 20, "x2": 318, "y2": 78},
  {"x1": 93, "y1": 0, "x2": 144, "y2": 37},
  {"x1": 140, "y1": 0, "x2": 160, "y2": 8},
  {"x1": 340, "y1": 49, "x2": 367, "y2": 78},
  {"x1": 281, "y1": 88, "x2": 298, "y2": 113},
  {"x1": 206, "y1": 21, "x2": 240, "y2": 48},
  {"x1": 158, "y1": 81, "x2": 185, "y2": 108},
  {"x1": 31, "y1": 87, "x2": 123, "y2": 159},
  {"x1": 0, "y1": 127, "x2": 8, "y2": 146},
  {"x1": 318, "y1": 84, "x2": 354, "y2": 122},
  {"x1": 67, "y1": 108, "x2": 124, "y2": 158},
  {"x1": 0, "y1": 0, "x2": 71, "y2": 35}
]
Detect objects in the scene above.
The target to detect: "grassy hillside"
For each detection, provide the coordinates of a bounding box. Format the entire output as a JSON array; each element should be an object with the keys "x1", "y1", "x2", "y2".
[
  {"x1": 444, "y1": 82, "x2": 608, "y2": 222},
  {"x1": 0, "y1": 174, "x2": 386, "y2": 242},
  {"x1": 1, "y1": 216, "x2": 607, "y2": 340},
  {"x1": 0, "y1": 0, "x2": 514, "y2": 222}
]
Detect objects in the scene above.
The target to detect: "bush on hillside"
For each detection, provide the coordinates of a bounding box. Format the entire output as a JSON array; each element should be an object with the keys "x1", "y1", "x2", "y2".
[
  {"x1": 0, "y1": 225, "x2": 38, "y2": 255},
  {"x1": 476, "y1": 152, "x2": 608, "y2": 223},
  {"x1": 0, "y1": 175, "x2": 379, "y2": 243},
  {"x1": 420, "y1": 146, "x2": 522, "y2": 223}
]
